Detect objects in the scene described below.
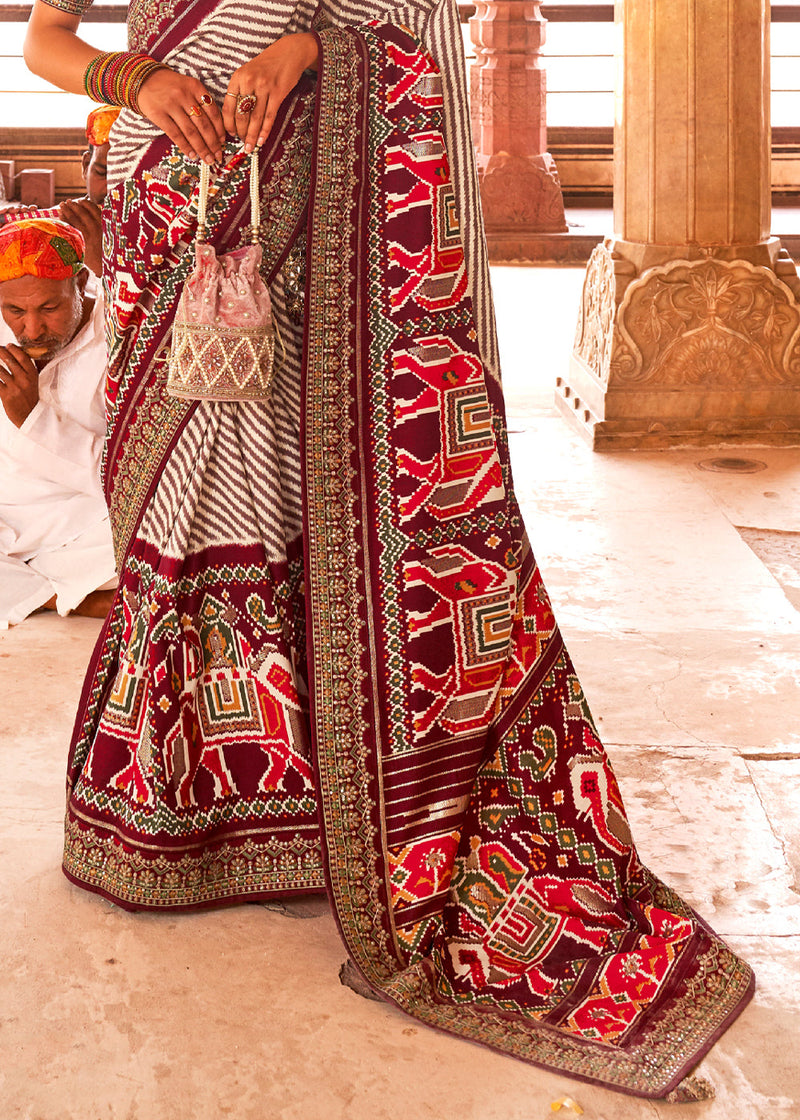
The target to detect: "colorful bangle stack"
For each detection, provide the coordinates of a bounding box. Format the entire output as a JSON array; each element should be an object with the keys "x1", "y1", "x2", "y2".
[{"x1": 83, "y1": 52, "x2": 167, "y2": 114}]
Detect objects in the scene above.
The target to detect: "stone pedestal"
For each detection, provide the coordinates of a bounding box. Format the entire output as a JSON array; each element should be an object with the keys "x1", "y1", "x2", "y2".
[
  {"x1": 19, "y1": 168, "x2": 54, "y2": 208},
  {"x1": 470, "y1": 0, "x2": 567, "y2": 261},
  {"x1": 560, "y1": 0, "x2": 800, "y2": 448}
]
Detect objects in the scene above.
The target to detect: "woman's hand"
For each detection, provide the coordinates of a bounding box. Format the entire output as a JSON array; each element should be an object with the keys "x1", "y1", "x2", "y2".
[
  {"x1": 223, "y1": 33, "x2": 319, "y2": 153},
  {"x1": 137, "y1": 68, "x2": 226, "y2": 164},
  {"x1": 25, "y1": 2, "x2": 225, "y2": 164},
  {"x1": 24, "y1": 0, "x2": 316, "y2": 164}
]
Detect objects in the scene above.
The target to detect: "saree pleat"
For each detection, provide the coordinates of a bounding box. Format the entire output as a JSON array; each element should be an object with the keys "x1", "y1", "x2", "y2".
[
  {"x1": 65, "y1": 85, "x2": 323, "y2": 906},
  {"x1": 62, "y1": 4, "x2": 753, "y2": 1100}
]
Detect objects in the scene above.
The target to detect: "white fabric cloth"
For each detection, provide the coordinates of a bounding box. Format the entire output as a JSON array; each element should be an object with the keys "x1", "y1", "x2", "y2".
[
  {"x1": 0, "y1": 520, "x2": 117, "y2": 623},
  {"x1": 0, "y1": 296, "x2": 116, "y2": 624}
]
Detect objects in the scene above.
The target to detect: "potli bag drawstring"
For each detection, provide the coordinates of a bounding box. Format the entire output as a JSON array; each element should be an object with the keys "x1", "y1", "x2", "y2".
[{"x1": 166, "y1": 150, "x2": 278, "y2": 402}]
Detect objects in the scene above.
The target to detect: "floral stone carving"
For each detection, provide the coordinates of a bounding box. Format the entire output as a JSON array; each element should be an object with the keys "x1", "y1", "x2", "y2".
[
  {"x1": 565, "y1": 246, "x2": 800, "y2": 446},
  {"x1": 595, "y1": 255, "x2": 800, "y2": 388},
  {"x1": 478, "y1": 153, "x2": 567, "y2": 231}
]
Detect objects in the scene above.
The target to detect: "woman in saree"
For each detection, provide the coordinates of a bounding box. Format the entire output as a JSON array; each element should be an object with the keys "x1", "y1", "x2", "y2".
[{"x1": 24, "y1": 0, "x2": 752, "y2": 1099}]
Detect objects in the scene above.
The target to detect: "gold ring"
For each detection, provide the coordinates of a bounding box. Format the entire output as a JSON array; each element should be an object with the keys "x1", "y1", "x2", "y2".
[
  {"x1": 236, "y1": 93, "x2": 257, "y2": 115},
  {"x1": 188, "y1": 104, "x2": 201, "y2": 117},
  {"x1": 199, "y1": 93, "x2": 213, "y2": 106}
]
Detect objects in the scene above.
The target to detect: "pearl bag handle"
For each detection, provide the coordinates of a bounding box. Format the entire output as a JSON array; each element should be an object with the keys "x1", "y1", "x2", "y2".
[{"x1": 196, "y1": 150, "x2": 260, "y2": 245}]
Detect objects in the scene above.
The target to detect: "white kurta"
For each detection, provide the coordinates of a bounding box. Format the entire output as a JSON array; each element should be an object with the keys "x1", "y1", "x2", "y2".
[{"x1": 0, "y1": 294, "x2": 116, "y2": 624}]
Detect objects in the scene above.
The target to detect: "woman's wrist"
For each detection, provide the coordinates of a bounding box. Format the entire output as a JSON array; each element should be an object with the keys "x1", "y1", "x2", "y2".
[
  {"x1": 84, "y1": 52, "x2": 169, "y2": 113},
  {"x1": 297, "y1": 32, "x2": 319, "y2": 73}
]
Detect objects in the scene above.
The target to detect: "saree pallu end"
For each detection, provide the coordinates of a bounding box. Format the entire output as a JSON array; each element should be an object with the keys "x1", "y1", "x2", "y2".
[{"x1": 301, "y1": 21, "x2": 754, "y2": 1099}]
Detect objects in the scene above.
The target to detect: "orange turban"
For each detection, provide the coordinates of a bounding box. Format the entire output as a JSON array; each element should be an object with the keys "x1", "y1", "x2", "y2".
[
  {"x1": 86, "y1": 105, "x2": 120, "y2": 147},
  {"x1": 0, "y1": 218, "x2": 85, "y2": 283}
]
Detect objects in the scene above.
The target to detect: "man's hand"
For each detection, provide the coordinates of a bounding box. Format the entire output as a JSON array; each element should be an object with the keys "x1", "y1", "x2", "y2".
[
  {"x1": 59, "y1": 198, "x2": 103, "y2": 275},
  {"x1": 0, "y1": 345, "x2": 40, "y2": 427},
  {"x1": 0, "y1": 203, "x2": 30, "y2": 220}
]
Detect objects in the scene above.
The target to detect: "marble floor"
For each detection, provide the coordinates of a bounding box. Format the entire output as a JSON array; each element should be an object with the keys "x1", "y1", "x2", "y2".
[{"x1": 2, "y1": 266, "x2": 798, "y2": 1120}]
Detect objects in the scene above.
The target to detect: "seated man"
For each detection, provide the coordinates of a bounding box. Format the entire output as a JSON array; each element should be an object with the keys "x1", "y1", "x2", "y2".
[
  {"x1": 0, "y1": 105, "x2": 119, "y2": 275},
  {"x1": 0, "y1": 217, "x2": 116, "y2": 626}
]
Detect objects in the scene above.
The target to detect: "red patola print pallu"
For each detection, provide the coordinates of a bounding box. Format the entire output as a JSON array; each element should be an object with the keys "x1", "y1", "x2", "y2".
[{"x1": 63, "y1": 7, "x2": 753, "y2": 1099}]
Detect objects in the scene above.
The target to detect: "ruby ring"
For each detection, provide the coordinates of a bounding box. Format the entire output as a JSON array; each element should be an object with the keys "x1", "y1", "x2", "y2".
[{"x1": 236, "y1": 93, "x2": 257, "y2": 115}]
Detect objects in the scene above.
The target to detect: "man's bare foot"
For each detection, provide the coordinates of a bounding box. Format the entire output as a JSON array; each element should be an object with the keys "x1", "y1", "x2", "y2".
[{"x1": 72, "y1": 588, "x2": 115, "y2": 619}]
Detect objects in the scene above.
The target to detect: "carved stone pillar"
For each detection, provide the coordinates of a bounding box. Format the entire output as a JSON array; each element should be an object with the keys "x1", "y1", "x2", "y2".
[
  {"x1": 560, "y1": 0, "x2": 800, "y2": 448},
  {"x1": 470, "y1": 0, "x2": 568, "y2": 260}
]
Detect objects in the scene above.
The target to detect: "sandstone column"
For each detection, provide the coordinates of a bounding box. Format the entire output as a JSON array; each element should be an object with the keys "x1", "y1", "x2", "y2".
[
  {"x1": 470, "y1": 0, "x2": 567, "y2": 260},
  {"x1": 560, "y1": 0, "x2": 800, "y2": 448}
]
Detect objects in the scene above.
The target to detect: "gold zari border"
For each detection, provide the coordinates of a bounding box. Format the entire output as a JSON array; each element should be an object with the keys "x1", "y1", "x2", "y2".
[{"x1": 64, "y1": 816, "x2": 325, "y2": 908}]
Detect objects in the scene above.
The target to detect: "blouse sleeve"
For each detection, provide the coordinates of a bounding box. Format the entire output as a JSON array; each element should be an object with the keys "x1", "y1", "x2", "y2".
[{"x1": 38, "y1": 0, "x2": 95, "y2": 16}]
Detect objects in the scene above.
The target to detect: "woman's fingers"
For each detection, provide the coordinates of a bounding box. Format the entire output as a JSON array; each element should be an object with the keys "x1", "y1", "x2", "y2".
[
  {"x1": 138, "y1": 69, "x2": 225, "y2": 162},
  {"x1": 176, "y1": 84, "x2": 226, "y2": 162},
  {"x1": 255, "y1": 96, "x2": 279, "y2": 148},
  {"x1": 236, "y1": 90, "x2": 272, "y2": 151},
  {"x1": 177, "y1": 104, "x2": 224, "y2": 163},
  {"x1": 223, "y1": 33, "x2": 319, "y2": 153},
  {"x1": 221, "y1": 87, "x2": 263, "y2": 149},
  {"x1": 197, "y1": 93, "x2": 226, "y2": 152},
  {"x1": 250, "y1": 97, "x2": 275, "y2": 151},
  {"x1": 234, "y1": 93, "x2": 253, "y2": 144},
  {"x1": 241, "y1": 94, "x2": 268, "y2": 151},
  {"x1": 227, "y1": 82, "x2": 285, "y2": 152},
  {"x1": 221, "y1": 92, "x2": 239, "y2": 139},
  {"x1": 191, "y1": 88, "x2": 226, "y2": 156}
]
